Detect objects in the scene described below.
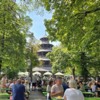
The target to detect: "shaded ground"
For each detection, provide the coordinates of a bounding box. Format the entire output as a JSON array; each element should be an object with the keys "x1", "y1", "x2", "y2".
[{"x1": 29, "y1": 90, "x2": 46, "y2": 100}]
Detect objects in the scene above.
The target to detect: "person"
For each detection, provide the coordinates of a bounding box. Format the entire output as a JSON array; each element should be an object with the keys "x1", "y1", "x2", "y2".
[
  {"x1": 47, "y1": 80, "x2": 53, "y2": 100},
  {"x1": 78, "y1": 81, "x2": 85, "y2": 92},
  {"x1": 37, "y1": 76, "x2": 42, "y2": 89},
  {"x1": 91, "y1": 81, "x2": 96, "y2": 93},
  {"x1": 26, "y1": 76, "x2": 31, "y2": 91},
  {"x1": 12, "y1": 79, "x2": 25, "y2": 100},
  {"x1": 62, "y1": 79, "x2": 69, "y2": 92},
  {"x1": 9, "y1": 79, "x2": 16, "y2": 89},
  {"x1": 96, "y1": 81, "x2": 100, "y2": 97},
  {"x1": 6, "y1": 80, "x2": 12, "y2": 88},
  {"x1": 51, "y1": 77, "x2": 64, "y2": 97},
  {"x1": 32, "y1": 75, "x2": 37, "y2": 90},
  {"x1": 64, "y1": 80, "x2": 84, "y2": 100},
  {"x1": 1, "y1": 74, "x2": 7, "y2": 92}
]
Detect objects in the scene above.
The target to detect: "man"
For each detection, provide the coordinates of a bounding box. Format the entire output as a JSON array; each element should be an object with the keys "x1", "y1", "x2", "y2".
[
  {"x1": 62, "y1": 79, "x2": 69, "y2": 92},
  {"x1": 32, "y1": 75, "x2": 37, "y2": 90},
  {"x1": 12, "y1": 79, "x2": 25, "y2": 100},
  {"x1": 51, "y1": 77, "x2": 64, "y2": 97}
]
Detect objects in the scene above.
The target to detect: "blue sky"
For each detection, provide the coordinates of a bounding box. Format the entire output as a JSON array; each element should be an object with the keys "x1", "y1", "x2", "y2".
[
  {"x1": 28, "y1": 10, "x2": 52, "y2": 40},
  {"x1": 28, "y1": 10, "x2": 60, "y2": 45},
  {"x1": 16, "y1": 0, "x2": 52, "y2": 39},
  {"x1": 16, "y1": 0, "x2": 59, "y2": 45}
]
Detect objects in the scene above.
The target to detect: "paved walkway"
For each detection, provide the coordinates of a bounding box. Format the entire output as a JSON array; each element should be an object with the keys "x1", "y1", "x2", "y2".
[{"x1": 29, "y1": 90, "x2": 46, "y2": 100}]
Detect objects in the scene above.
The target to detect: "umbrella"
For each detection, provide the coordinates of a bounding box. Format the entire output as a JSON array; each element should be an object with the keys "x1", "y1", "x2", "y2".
[
  {"x1": 55, "y1": 72, "x2": 64, "y2": 76},
  {"x1": 24, "y1": 72, "x2": 29, "y2": 76},
  {"x1": 43, "y1": 71, "x2": 52, "y2": 76},
  {"x1": 18, "y1": 72, "x2": 25, "y2": 76},
  {"x1": 32, "y1": 71, "x2": 41, "y2": 76}
]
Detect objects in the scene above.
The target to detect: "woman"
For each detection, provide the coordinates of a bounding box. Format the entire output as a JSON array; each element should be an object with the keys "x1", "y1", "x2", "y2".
[
  {"x1": 78, "y1": 81, "x2": 85, "y2": 92},
  {"x1": 64, "y1": 80, "x2": 84, "y2": 100}
]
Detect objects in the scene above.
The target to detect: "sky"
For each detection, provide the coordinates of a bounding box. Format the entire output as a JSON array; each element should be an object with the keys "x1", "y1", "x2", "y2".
[
  {"x1": 28, "y1": 9, "x2": 60, "y2": 45},
  {"x1": 16, "y1": 0, "x2": 59, "y2": 45},
  {"x1": 16, "y1": 0, "x2": 52, "y2": 39},
  {"x1": 28, "y1": 10, "x2": 52, "y2": 39}
]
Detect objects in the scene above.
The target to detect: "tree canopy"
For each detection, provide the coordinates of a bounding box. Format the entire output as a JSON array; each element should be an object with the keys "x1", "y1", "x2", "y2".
[
  {"x1": 47, "y1": 46, "x2": 70, "y2": 73},
  {"x1": 0, "y1": 0, "x2": 38, "y2": 78},
  {"x1": 40, "y1": 0, "x2": 100, "y2": 78}
]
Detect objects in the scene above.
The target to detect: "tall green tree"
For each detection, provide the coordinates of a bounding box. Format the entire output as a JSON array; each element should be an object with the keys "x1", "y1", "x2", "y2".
[
  {"x1": 47, "y1": 46, "x2": 70, "y2": 73},
  {"x1": 39, "y1": 0, "x2": 100, "y2": 79},
  {"x1": 26, "y1": 33, "x2": 39, "y2": 81},
  {"x1": 0, "y1": 0, "x2": 32, "y2": 76}
]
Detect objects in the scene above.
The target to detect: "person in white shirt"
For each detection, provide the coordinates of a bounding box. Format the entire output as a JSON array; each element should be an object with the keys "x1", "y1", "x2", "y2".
[
  {"x1": 51, "y1": 77, "x2": 64, "y2": 97},
  {"x1": 64, "y1": 80, "x2": 84, "y2": 100}
]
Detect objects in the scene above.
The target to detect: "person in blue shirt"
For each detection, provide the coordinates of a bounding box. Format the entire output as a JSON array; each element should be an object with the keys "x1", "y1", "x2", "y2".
[
  {"x1": 12, "y1": 79, "x2": 25, "y2": 100},
  {"x1": 62, "y1": 79, "x2": 69, "y2": 92}
]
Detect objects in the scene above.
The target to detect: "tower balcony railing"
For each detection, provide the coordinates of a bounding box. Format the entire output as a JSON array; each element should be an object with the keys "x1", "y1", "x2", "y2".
[
  {"x1": 37, "y1": 49, "x2": 52, "y2": 52},
  {"x1": 38, "y1": 57, "x2": 50, "y2": 61}
]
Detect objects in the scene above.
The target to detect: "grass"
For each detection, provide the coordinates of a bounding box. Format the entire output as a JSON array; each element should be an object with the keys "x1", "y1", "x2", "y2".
[{"x1": 85, "y1": 98, "x2": 100, "y2": 100}]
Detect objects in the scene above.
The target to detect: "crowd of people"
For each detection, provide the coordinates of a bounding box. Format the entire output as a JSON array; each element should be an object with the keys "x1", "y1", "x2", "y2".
[
  {"x1": 46, "y1": 77, "x2": 100, "y2": 100},
  {"x1": 0, "y1": 74, "x2": 100, "y2": 100},
  {"x1": 0, "y1": 74, "x2": 30, "y2": 100}
]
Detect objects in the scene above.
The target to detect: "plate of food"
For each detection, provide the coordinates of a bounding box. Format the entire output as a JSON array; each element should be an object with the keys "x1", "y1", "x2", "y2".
[{"x1": 56, "y1": 96, "x2": 63, "y2": 100}]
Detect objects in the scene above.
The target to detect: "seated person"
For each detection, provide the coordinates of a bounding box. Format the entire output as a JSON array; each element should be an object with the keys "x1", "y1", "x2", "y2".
[
  {"x1": 51, "y1": 77, "x2": 64, "y2": 97},
  {"x1": 64, "y1": 80, "x2": 84, "y2": 100}
]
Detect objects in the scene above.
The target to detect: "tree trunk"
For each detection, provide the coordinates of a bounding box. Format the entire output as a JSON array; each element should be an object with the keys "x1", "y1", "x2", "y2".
[{"x1": 72, "y1": 67, "x2": 75, "y2": 79}]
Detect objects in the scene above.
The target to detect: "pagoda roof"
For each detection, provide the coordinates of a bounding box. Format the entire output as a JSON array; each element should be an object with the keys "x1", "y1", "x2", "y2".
[
  {"x1": 40, "y1": 36, "x2": 48, "y2": 41},
  {"x1": 40, "y1": 42, "x2": 53, "y2": 46}
]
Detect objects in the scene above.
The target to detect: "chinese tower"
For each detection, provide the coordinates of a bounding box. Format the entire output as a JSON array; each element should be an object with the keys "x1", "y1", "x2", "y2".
[{"x1": 37, "y1": 36, "x2": 53, "y2": 71}]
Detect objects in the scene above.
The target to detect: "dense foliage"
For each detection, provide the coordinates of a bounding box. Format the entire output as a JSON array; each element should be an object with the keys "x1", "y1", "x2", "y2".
[
  {"x1": 47, "y1": 46, "x2": 70, "y2": 73},
  {"x1": 0, "y1": 0, "x2": 38, "y2": 78},
  {"x1": 40, "y1": 0, "x2": 100, "y2": 79}
]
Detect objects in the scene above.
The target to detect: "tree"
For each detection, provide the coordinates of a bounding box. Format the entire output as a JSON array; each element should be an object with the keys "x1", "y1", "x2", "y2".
[
  {"x1": 0, "y1": 0, "x2": 32, "y2": 76},
  {"x1": 39, "y1": 0, "x2": 100, "y2": 78},
  {"x1": 26, "y1": 33, "x2": 39, "y2": 81},
  {"x1": 47, "y1": 46, "x2": 70, "y2": 73}
]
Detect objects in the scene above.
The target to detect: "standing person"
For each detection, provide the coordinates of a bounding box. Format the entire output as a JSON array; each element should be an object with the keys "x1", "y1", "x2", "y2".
[
  {"x1": 62, "y1": 79, "x2": 69, "y2": 92},
  {"x1": 47, "y1": 80, "x2": 53, "y2": 100},
  {"x1": 51, "y1": 77, "x2": 64, "y2": 97},
  {"x1": 26, "y1": 76, "x2": 31, "y2": 91},
  {"x1": 64, "y1": 80, "x2": 84, "y2": 100},
  {"x1": 12, "y1": 79, "x2": 25, "y2": 100},
  {"x1": 32, "y1": 75, "x2": 37, "y2": 90}
]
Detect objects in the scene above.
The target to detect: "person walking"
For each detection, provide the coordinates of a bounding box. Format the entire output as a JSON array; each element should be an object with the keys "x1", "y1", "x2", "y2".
[{"x1": 12, "y1": 79, "x2": 25, "y2": 100}]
